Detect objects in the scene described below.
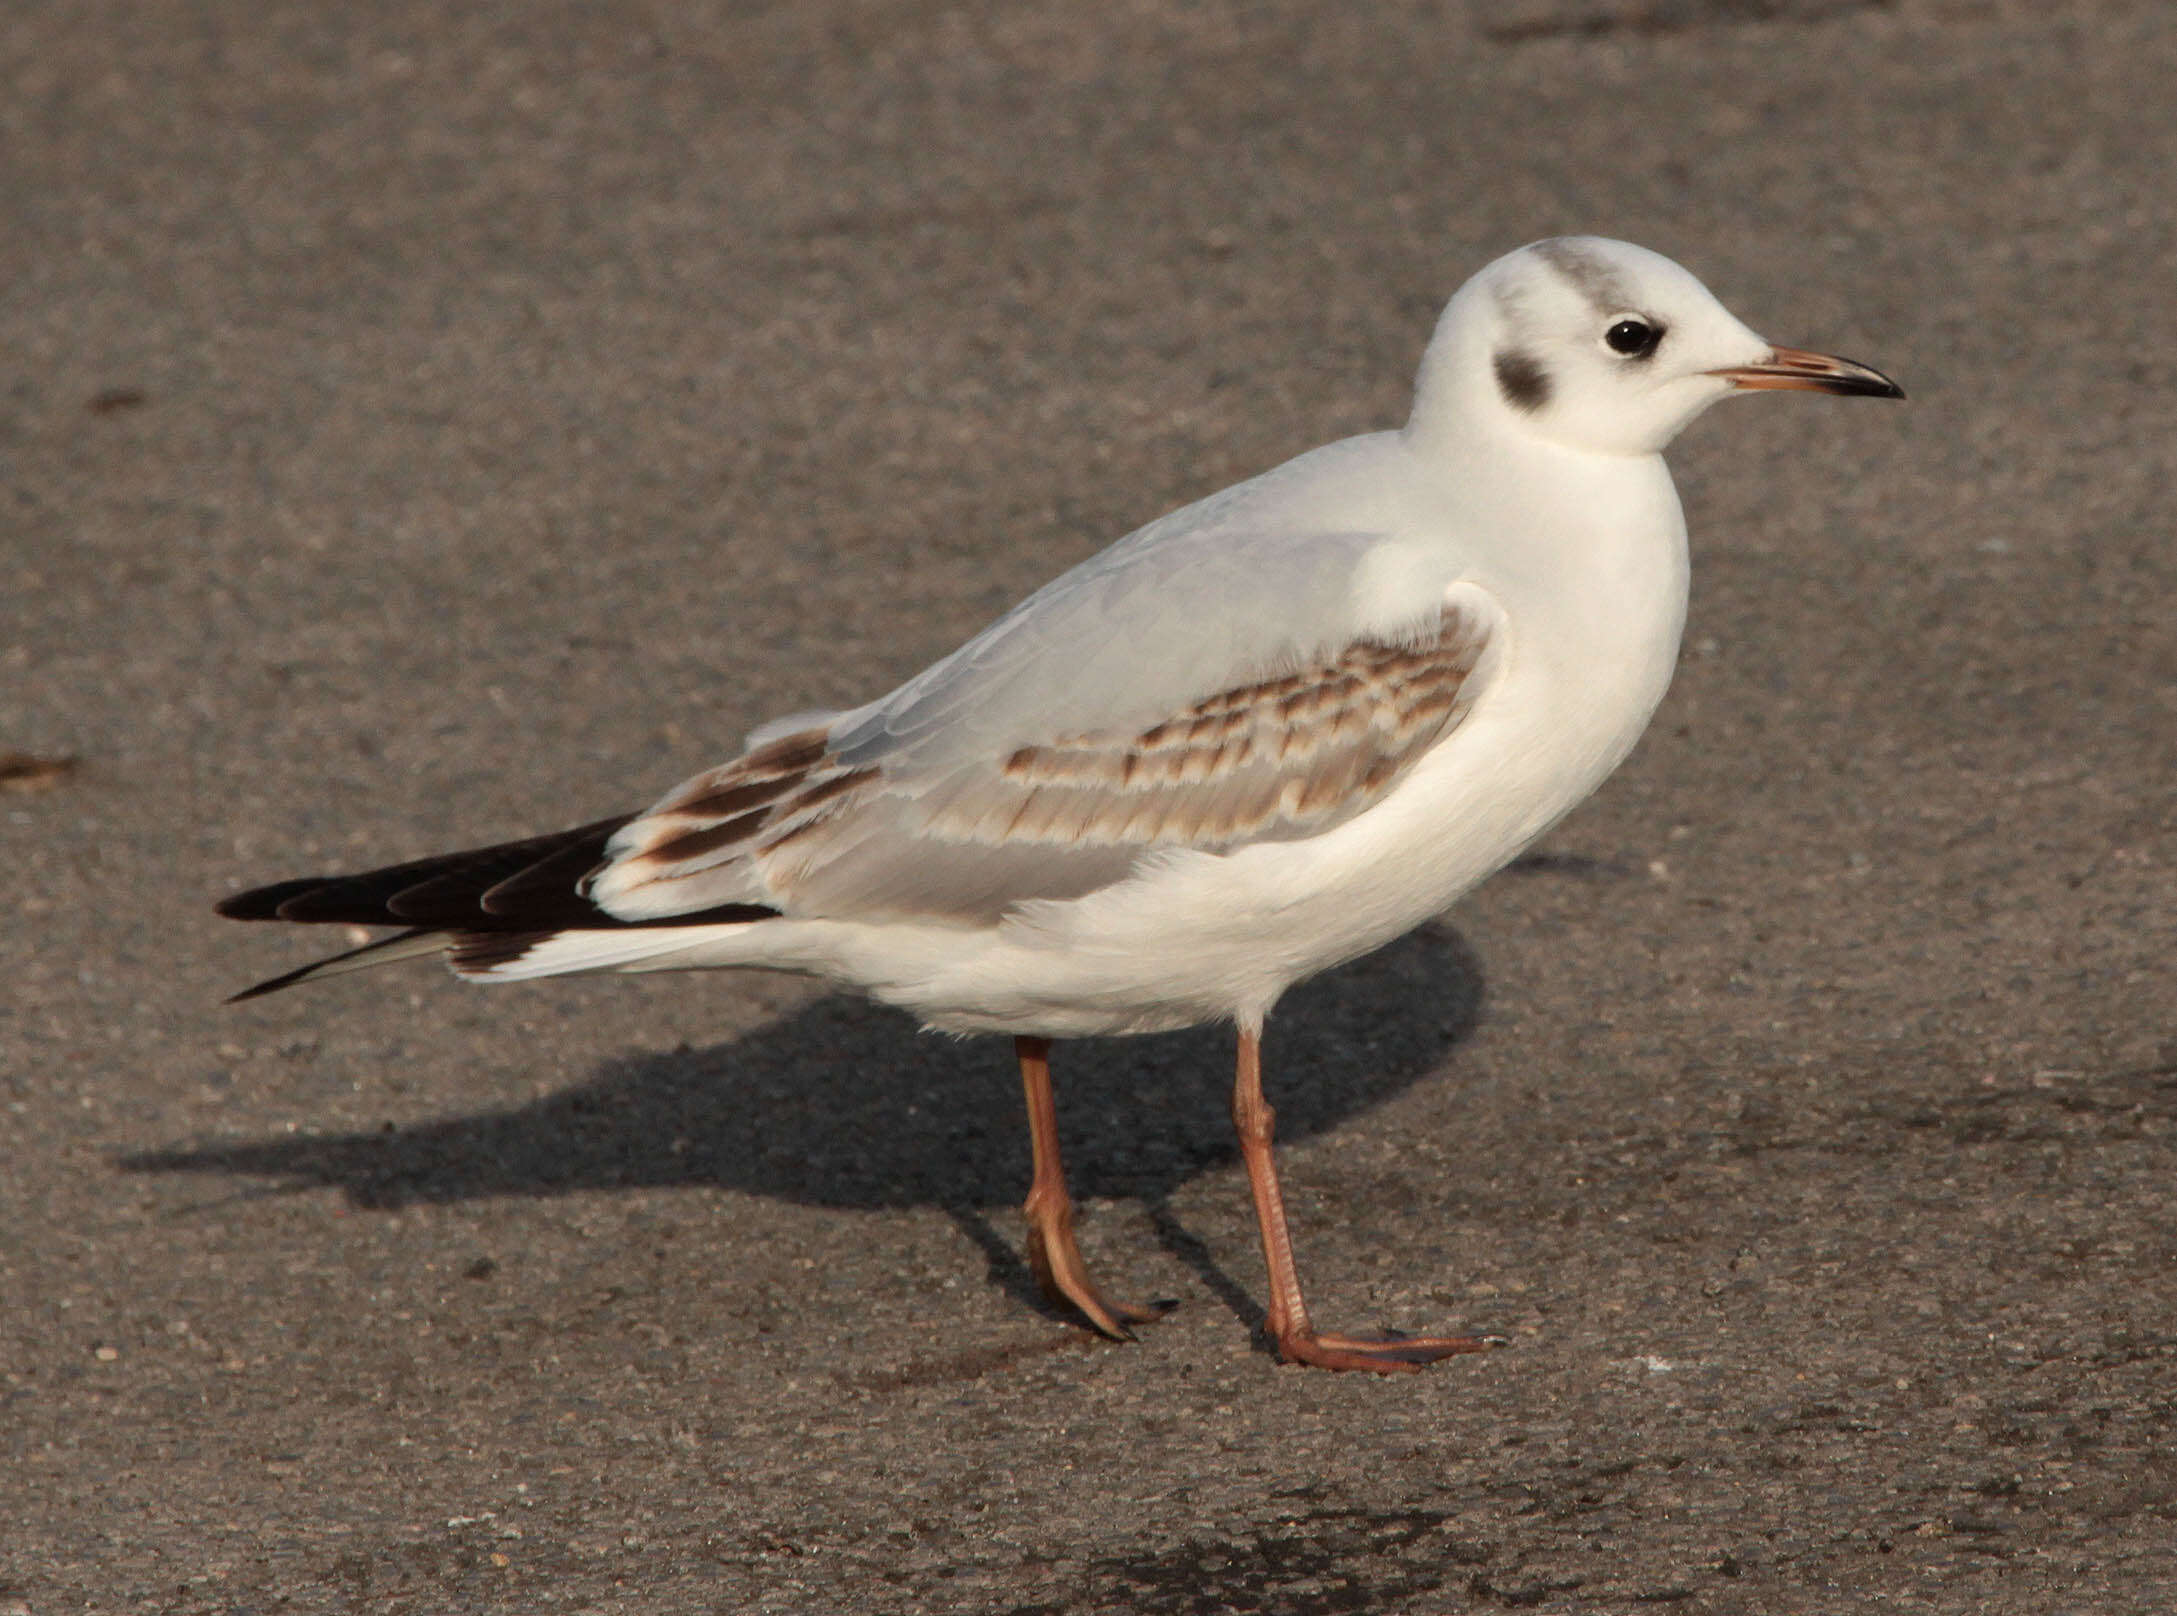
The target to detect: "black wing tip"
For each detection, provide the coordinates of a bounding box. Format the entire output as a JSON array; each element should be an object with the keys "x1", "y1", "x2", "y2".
[
  {"x1": 212, "y1": 814, "x2": 641, "y2": 932},
  {"x1": 215, "y1": 816, "x2": 782, "y2": 1002},
  {"x1": 215, "y1": 879, "x2": 329, "y2": 921}
]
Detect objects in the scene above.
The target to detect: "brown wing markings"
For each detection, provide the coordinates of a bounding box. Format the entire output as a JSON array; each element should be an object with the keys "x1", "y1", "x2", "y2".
[
  {"x1": 917, "y1": 606, "x2": 1494, "y2": 853},
  {"x1": 783, "y1": 767, "x2": 878, "y2": 816},
  {"x1": 608, "y1": 605, "x2": 1495, "y2": 917},
  {"x1": 615, "y1": 717, "x2": 879, "y2": 886},
  {"x1": 679, "y1": 767, "x2": 880, "y2": 864},
  {"x1": 741, "y1": 730, "x2": 829, "y2": 775},
  {"x1": 1357, "y1": 754, "x2": 1402, "y2": 794},
  {"x1": 1322, "y1": 701, "x2": 1373, "y2": 745},
  {"x1": 642, "y1": 808, "x2": 776, "y2": 866},
  {"x1": 664, "y1": 771, "x2": 811, "y2": 821},
  {"x1": 1047, "y1": 791, "x2": 1109, "y2": 845},
  {"x1": 1291, "y1": 754, "x2": 1352, "y2": 817},
  {"x1": 1400, "y1": 688, "x2": 1463, "y2": 734},
  {"x1": 641, "y1": 725, "x2": 832, "y2": 827}
]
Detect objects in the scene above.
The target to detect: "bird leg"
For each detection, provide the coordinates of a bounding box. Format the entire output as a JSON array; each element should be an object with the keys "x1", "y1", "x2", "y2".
[
  {"x1": 1231, "y1": 1026, "x2": 1498, "y2": 1372},
  {"x1": 1015, "y1": 1036, "x2": 1172, "y2": 1340}
]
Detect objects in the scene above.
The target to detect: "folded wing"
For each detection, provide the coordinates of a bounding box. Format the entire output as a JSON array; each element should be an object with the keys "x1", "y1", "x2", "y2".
[
  {"x1": 589, "y1": 583, "x2": 1502, "y2": 924},
  {"x1": 219, "y1": 453, "x2": 1505, "y2": 996}
]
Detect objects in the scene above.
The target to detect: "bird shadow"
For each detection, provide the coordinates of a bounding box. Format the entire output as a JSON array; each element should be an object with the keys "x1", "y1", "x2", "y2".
[{"x1": 125, "y1": 924, "x2": 1485, "y2": 1324}]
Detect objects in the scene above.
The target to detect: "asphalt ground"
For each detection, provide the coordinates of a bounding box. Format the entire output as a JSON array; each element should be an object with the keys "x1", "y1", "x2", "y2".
[{"x1": 4, "y1": 0, "x2": 2175, "y2": 1610}]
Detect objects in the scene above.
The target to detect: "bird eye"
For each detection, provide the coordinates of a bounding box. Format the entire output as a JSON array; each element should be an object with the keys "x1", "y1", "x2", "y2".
[{"x1": 1605, "y1": 318, "x2": 1662, "y2": 358}]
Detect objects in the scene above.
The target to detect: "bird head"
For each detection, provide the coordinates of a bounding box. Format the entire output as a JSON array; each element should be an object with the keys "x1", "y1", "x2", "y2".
[{"x1": 1410, "y1": 235, "x2": 1902, "y2": 458}]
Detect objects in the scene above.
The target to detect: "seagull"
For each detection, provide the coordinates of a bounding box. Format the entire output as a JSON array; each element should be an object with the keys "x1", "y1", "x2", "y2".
[{"x1": 218, "y1": 237, "x2": 1901, "y2": 1372}]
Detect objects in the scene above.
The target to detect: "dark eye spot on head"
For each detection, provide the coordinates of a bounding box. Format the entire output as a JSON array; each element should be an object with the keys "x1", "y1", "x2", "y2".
[
  {"x1": 1605, "y1": 318, "x2": 1665, "y2": 360},
  {"x1": 1493, "y1": 349, "x2": 1550, "y2": 412}
]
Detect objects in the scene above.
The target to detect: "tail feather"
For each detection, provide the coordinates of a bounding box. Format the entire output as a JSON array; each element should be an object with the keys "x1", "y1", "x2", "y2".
[
  {"x1": 447, "y1": 923, "x2": 765, "y2": 981},
  {"x1": 226, "y1": 928, "x2": 449, "y2": 1003}
]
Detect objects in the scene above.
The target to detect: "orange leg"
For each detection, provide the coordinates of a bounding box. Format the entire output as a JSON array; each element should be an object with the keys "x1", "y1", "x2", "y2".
[
  {"x1": 1016, "y1": 1036, "x2": 1173, "y2": 1340},
  {"x1": 1231, "y1": 1025, "x2": 1499, "y2": 1372}
]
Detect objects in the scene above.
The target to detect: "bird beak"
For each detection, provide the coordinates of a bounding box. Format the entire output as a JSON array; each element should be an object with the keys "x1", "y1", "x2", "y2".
[{"x1": 1709, "y1": 345, "x2": 1905, "y2": 399}]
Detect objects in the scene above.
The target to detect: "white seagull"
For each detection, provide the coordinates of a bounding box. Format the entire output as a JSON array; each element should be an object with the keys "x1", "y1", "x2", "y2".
[{"x1": 219, "y1": 237, "x2": 1901, "y2": 1372}]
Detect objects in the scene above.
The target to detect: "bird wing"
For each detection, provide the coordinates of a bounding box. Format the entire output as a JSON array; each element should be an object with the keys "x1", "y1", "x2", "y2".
[
  {"x1": 214, "y1": 435, "x2": 1513, "y2": 1001},
  {"x1": 586, "y1": 569, "x2": 1504, "y2": 925},
  {"x1": 216, "y1": 436, "x2": 1520, "y2": 993}
]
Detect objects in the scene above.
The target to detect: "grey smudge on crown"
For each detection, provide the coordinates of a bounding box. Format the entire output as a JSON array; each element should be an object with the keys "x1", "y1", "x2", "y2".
[
  {"x1": 1493, "y1": 349, "x2": 1550, "y2": 413},
  {"x1": 1532, "y1": 237, "x2": 1632, "y2": 315}
]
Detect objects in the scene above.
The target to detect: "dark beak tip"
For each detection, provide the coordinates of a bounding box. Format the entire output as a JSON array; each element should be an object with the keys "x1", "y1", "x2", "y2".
[
  {"x1": 1800, "y1": 348, "x2": 1905, "y2": 401},
  {"x1": 1842, "y1": 364, "x2": 1907, "y2": 401}
]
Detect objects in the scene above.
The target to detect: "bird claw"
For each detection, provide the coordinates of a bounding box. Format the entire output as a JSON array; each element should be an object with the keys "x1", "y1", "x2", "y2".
[
  {"x1": 1075, "y1": 1293, "x2": 1182, "y2": 1341},
  {"x1": 1024, "y1": 1223, "x2": 1177, "y2": 1341}
]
